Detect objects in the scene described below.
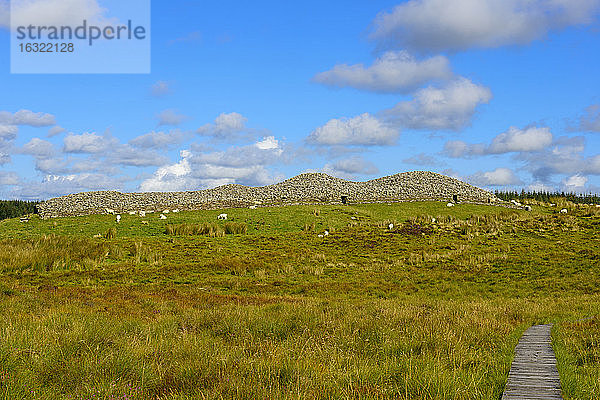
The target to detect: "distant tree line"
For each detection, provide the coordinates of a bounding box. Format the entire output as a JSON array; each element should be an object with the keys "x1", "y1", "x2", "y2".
[
  {"x1": 495, "y1": 190, "x2": 600, "y2": 204},
  {"x1": 0, "y1": 200, "x2": 39, "y2": 221}
]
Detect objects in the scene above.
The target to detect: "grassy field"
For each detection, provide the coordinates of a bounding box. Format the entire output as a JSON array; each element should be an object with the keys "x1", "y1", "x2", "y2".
[{"x1": 0, "y1": 200, "x2": 599, "y2": 399}]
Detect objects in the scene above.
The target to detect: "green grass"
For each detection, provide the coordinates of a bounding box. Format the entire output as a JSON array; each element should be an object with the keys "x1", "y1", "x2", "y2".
[{"x1": 0, "y1": 200, "x2": 599, "y2": 399}]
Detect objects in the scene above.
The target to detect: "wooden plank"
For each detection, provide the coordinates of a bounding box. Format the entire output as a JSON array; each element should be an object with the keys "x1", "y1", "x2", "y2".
[{"x1": 502, "y1": 324, "x2": 563, "y2": 400}]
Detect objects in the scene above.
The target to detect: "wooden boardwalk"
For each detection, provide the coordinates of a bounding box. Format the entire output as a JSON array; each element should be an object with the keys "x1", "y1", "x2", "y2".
[{"x1": 502, "y1": 324, "x2": 563, "y2": 400}]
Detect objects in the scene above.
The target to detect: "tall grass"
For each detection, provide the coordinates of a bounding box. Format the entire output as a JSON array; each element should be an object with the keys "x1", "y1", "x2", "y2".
[
  {"x1": 0, "y1": 235, "x2": 108, "y2": 273},
  {"x1": 554, "y1": 316, "x2": 600, "y2": 400},
  {"x1": 164, "y1": 222, "x2": 247, "y2": 236},
  {"x1": 165, "y1": 222, "x2": 248, "y2": 237},
  {"x1": 132, "y1": 241, "x2": 162, "y2": 265},
  {"x1": 3, "y1": 292, "x2": 570, "y2": 400},
  {"x1": 223, "y1": 222, "x2": 247, "y2": 234},
  {"x1": 105, "y1": 227, "x2": 117, "y2": 239}
]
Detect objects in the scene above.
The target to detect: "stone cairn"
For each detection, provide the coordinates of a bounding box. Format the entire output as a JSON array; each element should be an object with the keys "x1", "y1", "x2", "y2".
[{"x1": 36, "y1": 171, "x2": 499, "y2": 219}]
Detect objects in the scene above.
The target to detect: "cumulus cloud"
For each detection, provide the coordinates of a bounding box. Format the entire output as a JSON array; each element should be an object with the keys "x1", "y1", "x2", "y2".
[
  {"x1": 0, "y1": 110, "x2": 56, "y2": 127},
  {"x1": 140, "y1": 137, "x2": 287, "y2": 192},
  {"x1": 308, "y1": 113, "x2": 399, "y2": 146},
  {"x1": 370, "y1": 0, "x2": 600, "y2": 53},
  {"x1": 1, "y1": 0, "x2": 110, "y2": 29},
  {"x1": 11, "y1": 173, "x2": 126, "y2": 200},
  {"x1": 576, "y1": 104, "x2": 600, "y2": 132},
  {"x1": 48, "y1": 125, "x2": 66, "y2": 137},
  {"x1": 192, "y1": 137, "x2": 284, "y2": 168},
  {"x1": 63, "y1": 132, "x2": 118, "y2": 153},
  {"x1": 443, "y1": 140, "x2": 483, "y2": 158},
  {"x1": 561, "y1": 174, "x2": 588, "y2": 191},
  {"x1": 16, "y1": 131, "x2": 168, "y2": 177},
  {"x1": 197, "y1": 112, "x2": 249, "y2": 140},
  {"x1": 0, "y1": 151, "x2": 10, "y2": 165},
  {"x1": 139, "y1": 150, "x2": 193, "y2": 192},
  {"x1": 313, "y1": 51, "x2": 452, "y2": 93},
  {"x1": 129, "y1": 130, "x2": 187, "y2": 149},
  {"x1": 468, "y1": 168, "x2": 523, "y2": 187},
  {"x1": 488, "y1": 126, "x2": 553, "y2": 153},
  {"x1": 0, "y1": 124, "x2": 18, "y2": 140},
  {"x1": 4, "y1": 114, "x2": 295, "y2": 197},
  {"x1": 0, "y1": 124, "x2": 18, "y2": 164},
  {"x1": 323, "y1": 156, "x2": 379, "y2": 180},
  {"x1": 383, "y1": 78, "x2": 492, "y2": 131},
  {"x1": 151, "y1": 81, "x2": 171, "y2": 97},
  {"x1": 157, "y1": 109, "x2": 188, "y2": 126},
  {"x1": 108, "y1": 145, "x2": 169, "y2": 167},
  {"x1": 0, "y1": 171, "x2": 19, "y2": 186},
  {"x1": 255, "y1": 136, "x2": 280, "y2": 150},
  {"x1": 516, "y1": 136, "x2": 600, "y2": 182},
  {"x1": 444, "y1": 126, "x2": 553, "y2": 158},
  {"x1": 21, "y1": 137, "x2": 55, "y2": 157},
  {"x1": 34, "y1": 157, "x2": 71, "y2": 175}
]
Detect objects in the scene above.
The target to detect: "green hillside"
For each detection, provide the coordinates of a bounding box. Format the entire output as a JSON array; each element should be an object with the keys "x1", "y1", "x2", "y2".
[{"x1": 0, "y1": 201, "x2": 598, "y2": 399}]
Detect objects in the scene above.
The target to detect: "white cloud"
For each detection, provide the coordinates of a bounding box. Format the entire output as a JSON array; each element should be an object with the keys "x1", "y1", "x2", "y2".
[
  {"x1": 576, "y1": 104, "x2": 600, "y2": 132},
  {"x1": 34, "y1": 157, "x2": 71, "y2": 174},
  {"x1": 516, "y1": 136, "x2": 600, "y2": 183},
  {"x1": 444, "y1": 126, "x2": 553, "y2": 158},
  {"x1": 157, "y1": 109, "x2": 187, "y2": 126},
  {"x1": 48, "y1": 125, "x2": 66, "y2": 137},
  {"x1": 0, "y1": 110, "x2": 56, "y2": 127},
  {"x1": 443, "y1": 140, "x2": 482, "y2": 158},
  {"x1": 313, "y1": 51, "x2": 452, "y2": 93},
  {"x1": 129, "y1": 130, "x2": 187, "y2": 149},
  {"x1": 151, "y1": 81, "x2": 171, "y2": 97},
  {"x1": 308, "y1": 113, "x2": 399, "y2": 146},
  {"x1": 21, "y1": 137, "x2": 55, "y2": 157},
  {"x1": 370, "y1": 0, "x2": 600, "y2": 53},
  {"x1": 215, "y1": 112, "x2": 246, "y2": 132},
  {"x1": 0, "y1": 124, "x2": 17, "y2": 140},
  {"x1": 193, "y1": 138, "x2": 284, "y2": 168},
  {"x1": 0, "y1": 151, "x2": 10, "y2": 165},
  {"x1": 255, "y1": 136, "x2": 280, "y2": 150},
  {"x1": 323, "y1": 156, "x2": 379, "y2": 180},
  {"x1": 562, "y1": 174, "x2": 588, "y2": 190},
  {"x1": 488, "y1": 126, "x2": 553, "y2": 153},
  {"x1": 11, "y1": 173, "x2": 125, "y2": 200},
  {"x1": 108, "y1": 145, "x2": 169, "y2": 167},
  {"x1": 383, "y1": 78, "x2": 492, "y2": 131},
  {"x1": 468, "y1": 168, "x2": 522, "y2": 186},
  {"x1": 140, "y1": 137, "x2": 287, "y2": 192},
  {"x1": 0, "y1": 171, "x2": 19, "y2": 186},
  {"x1": 587, "y1": 155, "x2": 600, "y2": 175},
  {"x1": 63, "y1": 132, "x2": 118, "y2": 153},
  {"x1": 139, "y1": 151, "x2": 193, "y2": 192},
  {"x1": 197, "y1": 112, "x2": 248, "y2": 139},
  {"x1": 0, "y1": 125, "x2": 17, "y2": 165},
  {"x1": 1, "y1": 0, "x2": 110, "y2": 29}
]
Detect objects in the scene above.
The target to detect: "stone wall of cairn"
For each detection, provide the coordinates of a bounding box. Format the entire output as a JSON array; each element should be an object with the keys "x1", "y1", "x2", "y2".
[{"x1": 36, "y1": 171, "x2": 499, "y2": 218}]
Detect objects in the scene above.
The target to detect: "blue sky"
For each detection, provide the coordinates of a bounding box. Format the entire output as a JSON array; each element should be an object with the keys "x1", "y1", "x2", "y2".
[{"x1": 0, "y1": 0, "x2": 599, "y2": 199}]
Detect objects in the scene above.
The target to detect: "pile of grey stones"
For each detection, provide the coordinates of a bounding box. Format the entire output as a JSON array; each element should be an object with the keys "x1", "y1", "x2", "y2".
[{"x1": 37, "y1": 171, "x2": 499, "y2": 218}]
